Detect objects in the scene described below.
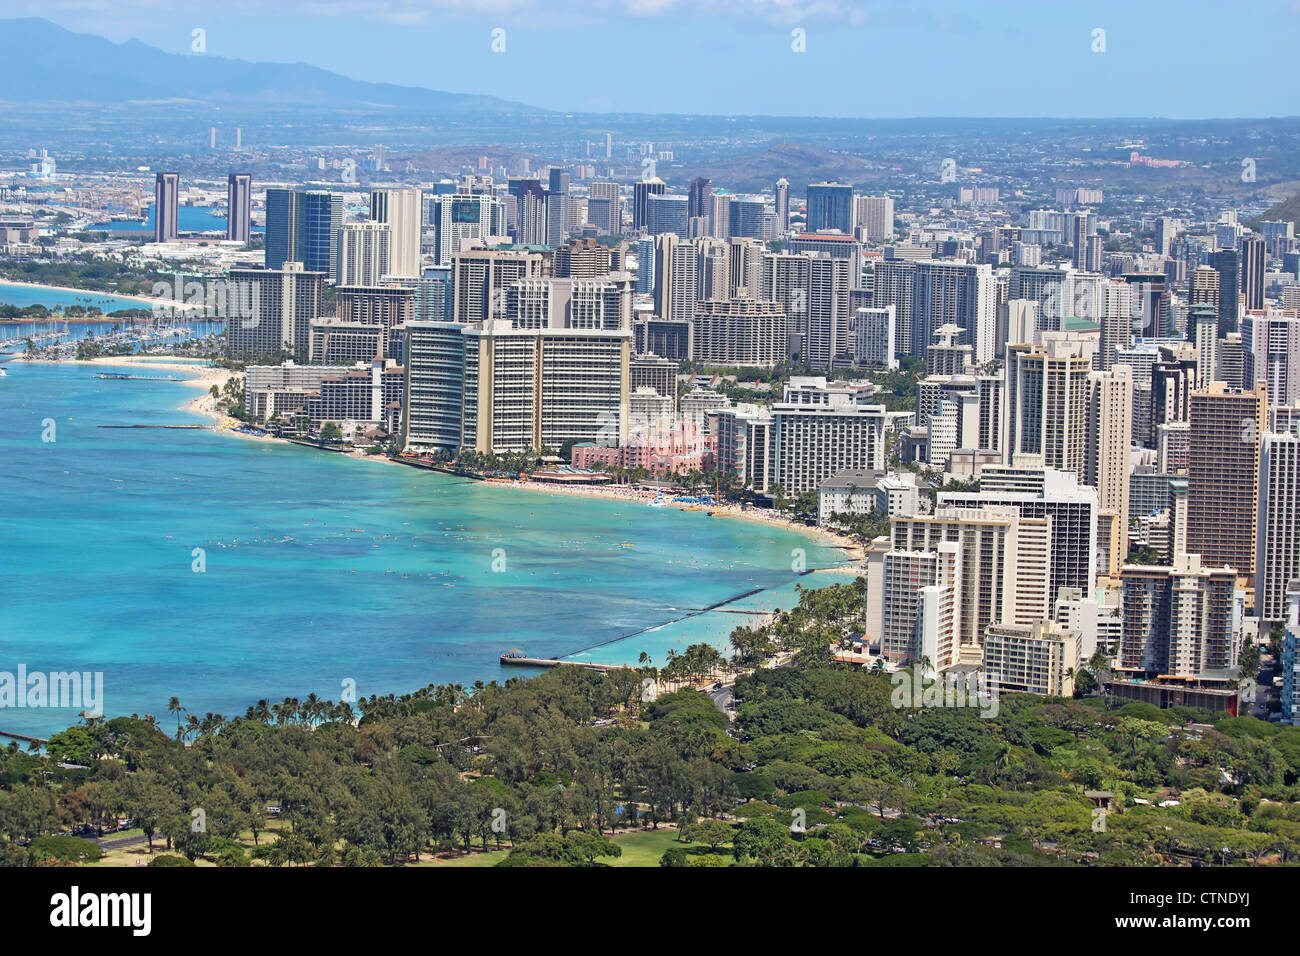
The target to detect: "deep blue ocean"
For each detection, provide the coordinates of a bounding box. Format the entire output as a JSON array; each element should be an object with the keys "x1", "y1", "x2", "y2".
[{"x1": 0, "y1": 362, "x2": 844, "y2": 736}]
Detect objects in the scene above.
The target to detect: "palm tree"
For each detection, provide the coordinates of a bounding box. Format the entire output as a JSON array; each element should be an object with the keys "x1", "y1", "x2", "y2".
[
  {"x1": 166, "y1": 697, "x2": 186, "y2": 740},
  {"x1": 1088, "y1": 649, "x2": 1112, "y2": 699}
]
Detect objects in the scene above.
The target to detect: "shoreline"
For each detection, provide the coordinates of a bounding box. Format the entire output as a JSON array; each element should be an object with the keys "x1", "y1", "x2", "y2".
[
  {"x1": 492, "y1": 478, "x2": 865, "y2": 565},
  {"x1": 95, "y1": 353, "x2": 867, "y2": 562},
  {"x1": 4, "y1": 360, "x2": 866, "y2": 734},
  {"x1": 0, "y1": 278, "x2": 206, "y2": 315},
  {"x1": 25, "y1": 354, "x2": 867, "y2": 560}
]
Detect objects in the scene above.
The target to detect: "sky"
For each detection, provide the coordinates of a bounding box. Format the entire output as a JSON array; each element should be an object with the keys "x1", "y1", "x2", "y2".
[{"x1": 11, "y1": 0, "x2": 1300, "y2": 118}]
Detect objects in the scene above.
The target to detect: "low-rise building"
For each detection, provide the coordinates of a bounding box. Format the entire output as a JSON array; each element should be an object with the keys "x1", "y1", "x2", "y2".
[
  {"x1": 817, "y1": 469, "x2": 881, "y2": 526},
  {"x1": 982, "y1": 619, "x2": 1080, "y2": 697}
]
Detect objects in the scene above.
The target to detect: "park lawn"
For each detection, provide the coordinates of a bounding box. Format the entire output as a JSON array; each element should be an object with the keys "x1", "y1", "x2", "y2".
[
  {"x1": 91, "y1": 818, "x2": 287, "y2": 867},
  {"x1": 95, "y1": 841, "x2": 216, "y2": 867},
  {"x1": 608, "y1": 827, "x2": 696, "y2": 866},
  {"x1": 87, "y1": 820, "x2": 713, "y2": 867},
  {"x1": 418, "y1": 827, "x2": 705, "y2": 867},
  {"x1": 418, "y1": 846, "x2": 511, "y2": 867}
]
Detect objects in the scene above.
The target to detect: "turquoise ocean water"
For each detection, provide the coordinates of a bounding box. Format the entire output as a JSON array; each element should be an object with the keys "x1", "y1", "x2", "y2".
[
  {"x1": 0, "y1": 363, "x2": 845, "y2": 736},
  {"x1": 0, "y1": 282, "x2": 157, "y2": 313}
]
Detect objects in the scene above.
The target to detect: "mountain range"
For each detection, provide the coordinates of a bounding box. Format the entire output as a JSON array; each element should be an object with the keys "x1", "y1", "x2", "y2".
[{"x1": 0, "y1": 17, "x2": 537, "y2": 114}]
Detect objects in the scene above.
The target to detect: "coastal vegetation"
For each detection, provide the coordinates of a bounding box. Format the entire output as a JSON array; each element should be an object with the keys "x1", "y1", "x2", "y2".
[
  {"x1": 2, "y1": 578, "x2": 1298, "y2": 868},
  {"x1": 0, "y1": 255, "x2": 166, "y2": 297}
]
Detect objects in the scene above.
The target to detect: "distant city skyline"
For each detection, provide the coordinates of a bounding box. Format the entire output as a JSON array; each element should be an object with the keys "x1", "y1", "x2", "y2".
[{"x1": 10, "y1": 0, "x2": 1300, "y2": 119}]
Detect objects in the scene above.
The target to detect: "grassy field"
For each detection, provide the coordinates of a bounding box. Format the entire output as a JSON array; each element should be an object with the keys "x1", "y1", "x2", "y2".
[
  {"x1": 420, "y1": 827, "x2": 703, "y2": 867},
  {"x1": 85, "y1": 820, "x2": 716, "y2": 867}
]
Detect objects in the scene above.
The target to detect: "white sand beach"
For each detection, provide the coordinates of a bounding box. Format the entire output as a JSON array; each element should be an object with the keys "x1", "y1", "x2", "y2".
[
  {"x1": 0, "y1": 278, "x2": 204, "y2": 314},
  {"x1": 25, "y1": 353, "x2": 867, "y2": 561},
  {"x1": 497, "y1": 478, "x2": 865, "y2": 563}
]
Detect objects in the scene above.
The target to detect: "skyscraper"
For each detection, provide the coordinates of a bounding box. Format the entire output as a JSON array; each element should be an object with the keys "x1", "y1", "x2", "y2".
[
  {"x1": 633, "y1": 178, "x2": 666, "y2": 231},
  {"x1": 461, "y1": 321, "x2": 630, "y2": 454},
  {"x1": 545, "y1": 167, "x2": 570, "y2": 247},
  {"x1": 264, "y1": 188, "x2": 344, "y2": 276},
  {"x1": 891, "y1": 506, "x2": 1051, "y2": 652},
  {"x1": 370, "y1": 187, "x2": 423, "y2": 277},
  {"x1": 1283, "y1": 591, "x2": 1300, "y2": 724},
  {"x1": 588, "y1": 180, "x2": 621, "y2": 235},
  {"x1": 911, "y1": 260, "x2": 997, "y2": 364},
  {"x1": 880, "y1": 543, "x2": 961, "y2": 671},
  {"x1": 154, "y1": 171, "x2": 179, "y2": 243},
  {"x1": 691, "y1": 300, "x2": 788, "y2": 367},
  {"x1": 1240, "y1": 235, "x2": 1266, "y2": 313},
  {"x1": 653, "y1": 233, "x2": 698, "y2": 324},
  {"x1": 635, "y1": 236, "x2": 655, "y2": 295},
  {"x1": 402, "y1": 321, "x2": 468, "y2": 451},
  {"x1": 1070, "y1": 213, "x2": 1091, "y2": 270},
  {"x1": 707, "y1": 191, "x2": 732, "y2": 240},
  {"x1": 759, "y1": 251, "x2": 851, "y2": 370},
  {"x1": 224, "y1": 262, "x2": 327, "y2": 360},
  {"x1": 1084, "y1": 235, "x2": 1104, "y2": 273},
  {"x1": 226, "y1": 173, "x2": 251, "y2": 244},
  {"x1": 1099, "y1": 280, "x2": 1134, "y2": 370},
  {"x1": 805, "y1": 182, "x2": 854, "y2": 234},
  {"x1": 1209, "y1": 249, "x2": 1240, "y2": 335},
  {"x1": 941, "y1": 467, "x2": 1099, "y2": 599},
  {"x1": 1191, "y1": 306, "x2": 1219, "y2": 390},
  {"x1": 872, "y1": 259, "x2": 916, "y2": 357},
  {"x1": 774, "y1": 178, "x2": 790, "y2": 233},
  {"x1": 644, "y1": 194, "x2": 688, "y2": 237},
  {"x1": 1189, "y1": 264, "x2": 1220, "y2": 310},
  {"x1": 1155, "y1": 216, "x2": 1179, "y2": 257},
  {"x1": 1242, "y1": 309, "x2": 1300, "y2": 407},
  {"x1": 1119, "y1": 553, "x2": 1237, "y2": 679},
  {"x1": 336, "y1": 222, "x2": 391, "y2": 286},
  {"x1": 855, "y1": 195, "x2": 894, "y2": 242},
  {"x1": 1005, "y1": 333, "x2": 1097, "y2": 475},
  {"x1": 429, "y1": 192, "x2": 506, "y2": 267},
  {"x1": 688, "y1": 177, "x2": 713, "y2": 222},
  {"x1": 1186, "y1": 380, "x2": 1268, "y2": 580},
  {"x1": 1088, "y1": 364, "x2": 1134, "y2": 579},
  {"x1": 451, "y1": 247, "x2": 543, "y2": 324},
  {"x1": 1258, "y1": 429, "x2": 1300, "y2": 622},
  {"x1": 770, "y1": 383, "x2": 887, "y2": 494},
  {"x1": 511, "y1": 179, "x2": 548, "y2": 246}
]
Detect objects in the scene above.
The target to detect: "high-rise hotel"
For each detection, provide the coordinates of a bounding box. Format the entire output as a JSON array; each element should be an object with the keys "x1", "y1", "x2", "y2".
[
  {"x1": 1186, "y1": 380, "x2": 1268, "y2": 583},
  {"x1": 403, "y1": 320, "x2": 630, "y2": 455}
]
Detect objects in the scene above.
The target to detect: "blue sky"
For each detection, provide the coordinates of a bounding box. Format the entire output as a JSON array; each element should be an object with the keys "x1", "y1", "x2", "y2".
[{"x1": 16, "y1": 0, "x2": 1300, "y2": 118}]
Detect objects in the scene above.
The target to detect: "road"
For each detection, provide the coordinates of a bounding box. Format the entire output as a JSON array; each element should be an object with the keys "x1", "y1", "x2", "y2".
[
  {"x1": 707, "y1": 683, "x2": 736, "y2": 720},
  {"x1": 95, "y1": 833, "x2": 150, "y2": 851}
]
